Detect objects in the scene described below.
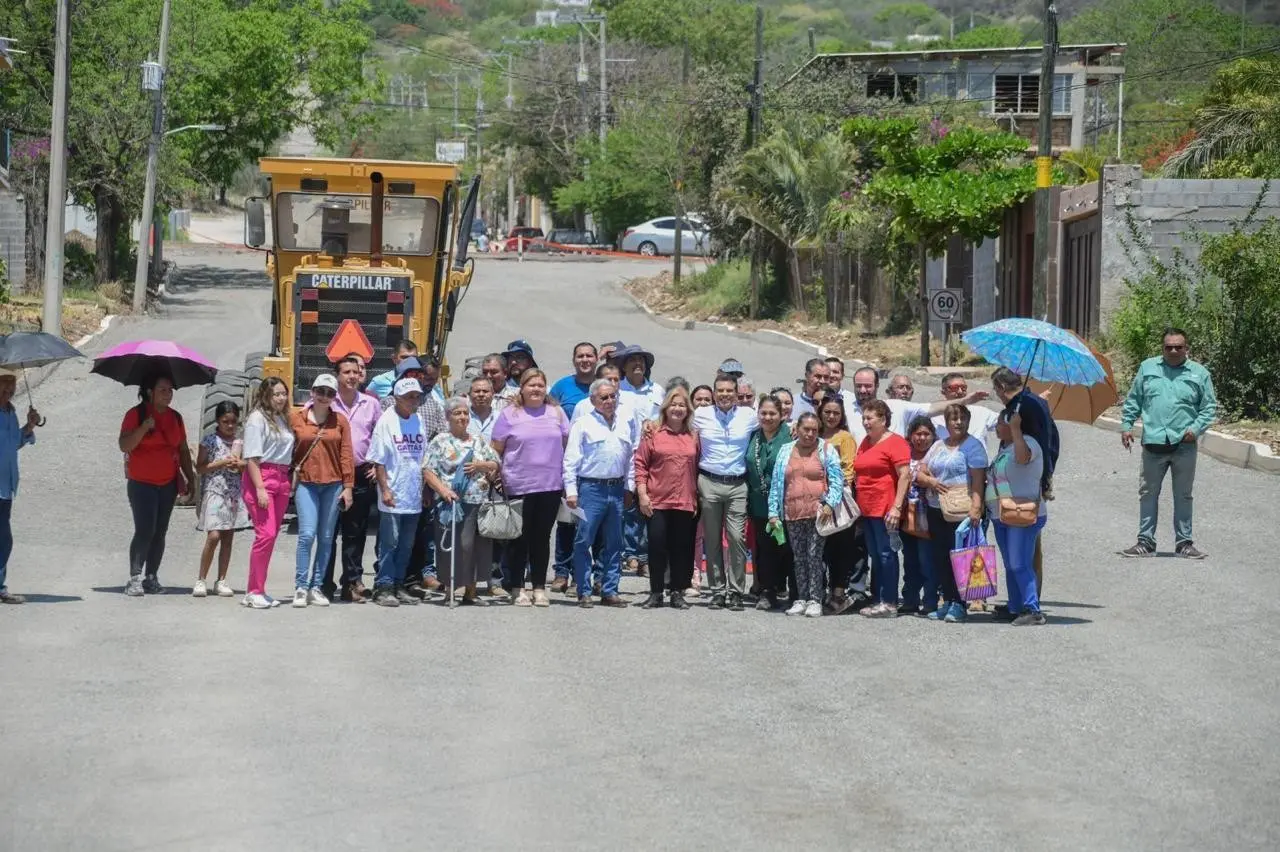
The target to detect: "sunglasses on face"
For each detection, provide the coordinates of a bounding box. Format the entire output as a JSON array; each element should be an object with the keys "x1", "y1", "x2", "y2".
[
  {"x1": 1164, "y1": 344, "x2": 1186, "y2": 351},
  {"x1": 313, "y1": 387, "x2": 336, "y2": 398}
]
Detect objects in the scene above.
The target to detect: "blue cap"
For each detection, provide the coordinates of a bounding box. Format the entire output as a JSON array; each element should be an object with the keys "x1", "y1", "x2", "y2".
[{"x1": 395, "y1": 356, "x2": 423, "y2": 377}]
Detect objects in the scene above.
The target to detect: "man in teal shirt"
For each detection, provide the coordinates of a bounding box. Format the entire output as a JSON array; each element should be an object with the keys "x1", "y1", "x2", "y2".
[{"x1": 1119, "y1": 327, "x2": 1217, "y2": 559}]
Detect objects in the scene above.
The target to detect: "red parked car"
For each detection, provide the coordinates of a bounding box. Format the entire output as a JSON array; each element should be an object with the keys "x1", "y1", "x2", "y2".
[{"x1": 502, "y1": 227, "x2": 545, "y2": 252}]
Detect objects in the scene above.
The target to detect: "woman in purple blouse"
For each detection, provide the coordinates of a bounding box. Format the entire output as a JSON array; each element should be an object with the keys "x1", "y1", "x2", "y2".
[{"x1": 491, "y1": 369, "x2": 571, "y2": 607}]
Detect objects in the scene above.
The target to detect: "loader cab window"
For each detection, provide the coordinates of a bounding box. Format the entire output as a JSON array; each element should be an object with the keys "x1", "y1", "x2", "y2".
[{"x1": 275, "y1": 192, "x2": 441, "y2": 256}]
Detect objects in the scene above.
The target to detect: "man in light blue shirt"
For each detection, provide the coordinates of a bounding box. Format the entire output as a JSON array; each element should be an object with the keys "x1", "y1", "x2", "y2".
[
  {"x1": 549, "y1": 341, "x2": 601, "y2": 590},
  {"x1": 366, "y1": 340, "x2": 446, "y2": 404},
  {"x1": 0, "y1": 370, "x2": 41, "y2": 604},
  {"x1": 691, "y1": 374, "x2": 757, "y2": 610},
  {"x1": 791, "y1": 358, "x2": 830, "y2": 421},
  {"x1": 465, "y1": 376, "x2": 500, "y2": 441},
  {"x1": 564, "y1": 379, "x2": 638, "y2": 608},
  {"x1": 1119, "y1": 327, "x2": 1217, "y2": 559}
]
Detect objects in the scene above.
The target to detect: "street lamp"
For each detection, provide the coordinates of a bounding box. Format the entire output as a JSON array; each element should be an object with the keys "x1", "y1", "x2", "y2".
[{"x1": 164, "y1": 123, "x2": 225, "y2": 136}]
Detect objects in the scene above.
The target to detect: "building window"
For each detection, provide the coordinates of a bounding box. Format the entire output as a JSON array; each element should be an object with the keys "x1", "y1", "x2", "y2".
[
  {"x1": 927, "y1": 72, "x2": 958, "y2": 101},
  {"x1": 994, "y1": 74, "x2": 1041, "y2": 114},
  {"x1": 1052, "y1": 73, "x2": 1073, "y2": 114},
  {"x1": 866, "y1": 73, "x2": 918, "y2": 103},
  {"x1": 967, "y1": 72, "x2": 994, "y2": 109}
]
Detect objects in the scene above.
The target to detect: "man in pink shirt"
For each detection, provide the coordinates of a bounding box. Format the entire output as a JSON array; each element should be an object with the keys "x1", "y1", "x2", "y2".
[{"x1": 322, "y1": 354, "x2": 383, "y2": 601}]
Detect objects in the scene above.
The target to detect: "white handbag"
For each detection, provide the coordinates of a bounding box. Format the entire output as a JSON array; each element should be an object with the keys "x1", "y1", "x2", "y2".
[{"x1": 477, "y1": 493, "x2": 523, "y2": 540}]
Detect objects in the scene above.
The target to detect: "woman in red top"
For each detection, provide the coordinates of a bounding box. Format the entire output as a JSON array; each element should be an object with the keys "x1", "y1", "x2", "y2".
[
  {"x1": 854, "y1": 399, "x2": 912, "y2": 618},
  {"x1": 634, "y1": 386, "x2": 699, "y2": 610},
  {"x1": 118, "y1": 374, "x2": 196, "y2": 597}
]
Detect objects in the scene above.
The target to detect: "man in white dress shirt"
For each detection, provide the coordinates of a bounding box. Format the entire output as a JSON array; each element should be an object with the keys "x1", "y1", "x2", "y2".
[
  {"x1": 692, "y1": 373, "x2": 758, "y2": 611},
  {"x1": 933, "y1": 372, "x2": 999, "y2": 461},
  {"x1": 613, "y1": 345, "x2": 664, "y2": 577},
  {"x1": 563, "y1": 379, "x2": 639, "y2": 608}
]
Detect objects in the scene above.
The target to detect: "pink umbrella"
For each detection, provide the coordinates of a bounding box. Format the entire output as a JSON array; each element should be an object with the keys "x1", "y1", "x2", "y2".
[{"x1": 91, "y1": 340, "x2": 218, "y2": 389}]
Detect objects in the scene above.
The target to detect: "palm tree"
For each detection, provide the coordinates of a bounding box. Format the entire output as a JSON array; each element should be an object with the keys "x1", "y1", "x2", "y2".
[
  {"x1": 1163, "y1": 56, "x2": 1280, "y2": 178},
  {"x1": 717, "y1": 123, "x2": 854, "y2": 313}
]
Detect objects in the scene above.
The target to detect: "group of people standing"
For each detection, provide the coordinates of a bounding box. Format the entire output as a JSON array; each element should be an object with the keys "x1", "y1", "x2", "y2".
[{"x1": 58, "y1": 324, "x2": 1215, "y2": 622}]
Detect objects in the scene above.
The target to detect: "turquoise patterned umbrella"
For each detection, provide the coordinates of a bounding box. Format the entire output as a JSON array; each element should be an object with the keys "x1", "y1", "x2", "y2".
[{"x1": 961, "y1": 318, "x2": 1107, "y2": 386}]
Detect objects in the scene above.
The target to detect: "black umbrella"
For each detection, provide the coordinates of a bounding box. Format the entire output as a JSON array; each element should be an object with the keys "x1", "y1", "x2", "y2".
[{"x1": 0, "y1": 331, "x2": 86, "y2": 426}]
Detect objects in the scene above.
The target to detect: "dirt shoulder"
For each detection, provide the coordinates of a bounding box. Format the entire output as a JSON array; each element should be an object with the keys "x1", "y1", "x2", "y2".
[
  {"x1": 625, "y1": 270, "x2": 978, "y2": 373},
  {"x1": 1, "y1": 292, "x2": 114, "y2": 340}
]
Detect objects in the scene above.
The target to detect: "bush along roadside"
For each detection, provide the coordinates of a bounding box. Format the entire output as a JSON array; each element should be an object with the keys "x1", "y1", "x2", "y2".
[{"x1": 1109, "y1": 184, "x2": 1280, "y2": 420}]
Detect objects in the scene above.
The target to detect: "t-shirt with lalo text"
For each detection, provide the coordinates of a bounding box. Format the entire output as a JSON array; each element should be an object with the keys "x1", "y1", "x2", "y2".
[{"x1": 367, "y1": 407, "x2": 426, "y2": 514}]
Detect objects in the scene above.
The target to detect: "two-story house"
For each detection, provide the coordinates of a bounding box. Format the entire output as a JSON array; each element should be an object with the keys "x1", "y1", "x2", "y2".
[{"x1": 786, "y1": 43, "x2": 1127, "y2": 151}]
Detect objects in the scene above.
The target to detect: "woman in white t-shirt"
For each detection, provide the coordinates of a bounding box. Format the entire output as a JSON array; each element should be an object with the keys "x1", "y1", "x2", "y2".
[
  {"x1": 240, "y1": 377, "x2": 295, "y2": 610},
  {"x1": 916, "y1": 403, "x2": 988, "y2": 623}
]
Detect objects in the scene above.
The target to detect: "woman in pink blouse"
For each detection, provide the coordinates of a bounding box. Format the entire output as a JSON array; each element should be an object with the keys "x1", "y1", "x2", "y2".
[{"x1": 634, "y1": 386, "x2": 700, "y2": 610}]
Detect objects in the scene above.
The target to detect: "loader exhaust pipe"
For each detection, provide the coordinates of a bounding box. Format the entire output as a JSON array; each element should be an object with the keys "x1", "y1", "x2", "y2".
[{"x1": 370, "y1": 172, "x2": 384, "y2": 267}]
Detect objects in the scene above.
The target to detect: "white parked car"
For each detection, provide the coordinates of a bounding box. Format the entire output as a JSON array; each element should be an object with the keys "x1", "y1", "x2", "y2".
[{"x1": 619, "y1": 217, "x2": 712, "y2": 256}]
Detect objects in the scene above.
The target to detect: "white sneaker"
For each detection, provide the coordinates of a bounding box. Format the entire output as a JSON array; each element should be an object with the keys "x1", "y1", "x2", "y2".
[
  {"x1": 805, "y1": 601, "x2": 823, "y2": 618},
  {"x1": 308, "y1": 588, "x2": 330, "y2": 607},
  {"x1": 786, "y1": 599, "x2": 807, "y2": 616},
  {"x1": 243, "y1": 593, "x2": 280, "y2": 610},
  {"x1": 292, "y1": 588, "x2": 309, "y2": 608},
  {"x1": 214, "y1": 580, "x2": 234, "y2": 597},
  {"x1": 191, "y1": 579, "x2": 207, "y2": 598}
]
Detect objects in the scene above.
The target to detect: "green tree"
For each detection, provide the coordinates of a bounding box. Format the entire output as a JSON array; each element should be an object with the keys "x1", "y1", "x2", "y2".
[
  {"x1": 0, "y1": 0, "x2": 376, "y2": 285},
  {"x1": 1162, "y1": 55, "x2": 1280, "y2": 178},
  {"x1": 602, "y1": 0, "x2": 762, "y2": 72},
  {"x1": 716, "y1": 122, "x2": 855, "y2": 312}
]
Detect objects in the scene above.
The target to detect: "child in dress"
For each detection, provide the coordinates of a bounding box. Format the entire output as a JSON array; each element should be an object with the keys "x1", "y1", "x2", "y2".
[{"x1": 193, "y1": 401, "x2": 249, "y2": 597}]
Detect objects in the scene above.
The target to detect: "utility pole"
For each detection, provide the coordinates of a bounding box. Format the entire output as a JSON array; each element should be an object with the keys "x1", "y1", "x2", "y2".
[
  {"x1": 598, "y1": 17, "x2": 607, "y2": 147},
  {"x1": 503, "y1": 55, "x2": 516, "y2": 233},
  {"x1": 132, "y1": 0, "x2": 172, "y2": 314},
  {"x1": 1031, "y1": 0, "x2": 1058, "y2": 322},
  {"x1": 42, "y1": 0, "x2": 70, "y2": 336},
  {"x1": 748, "y1": 4, "x2": 764, "y2": 318},
  {"x1": 672, "y1": 40, "x2": 690, "y2": 288}
]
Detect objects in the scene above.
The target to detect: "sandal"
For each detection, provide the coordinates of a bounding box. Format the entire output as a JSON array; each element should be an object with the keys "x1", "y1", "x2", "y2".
[
  {"x1": 532, "y1": 589, "x2": 551, "y2": 607},
  {"x1": 514, "y1": 590, "x2": 533, "y2": 607}
]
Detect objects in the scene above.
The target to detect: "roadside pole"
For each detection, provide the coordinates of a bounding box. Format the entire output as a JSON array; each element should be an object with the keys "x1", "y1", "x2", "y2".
[
  {"x1": 1031, "y1": 0, "x2": 1058, "y2": 322},
  {"x1": 672, "y1": 40, "x2": 689, "y2": 288},
  {"x1": 747, "y1": 4, "x2": 764, "y2": 319},
  {"x1": 132, "y1": 0, "x2": 172, "y2": 314},
  {"x1": 41, "y1": 0, "x2": 69, "y2": 336}
]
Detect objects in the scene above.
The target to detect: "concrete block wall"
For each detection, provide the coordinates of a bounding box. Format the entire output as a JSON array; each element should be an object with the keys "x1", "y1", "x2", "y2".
[
  {"x1": 1098, "y1": 166, "x2": 1280, "y2": 328},
  {"x1": 0, "y1": 185, "x2": 25, "y2": 291}
]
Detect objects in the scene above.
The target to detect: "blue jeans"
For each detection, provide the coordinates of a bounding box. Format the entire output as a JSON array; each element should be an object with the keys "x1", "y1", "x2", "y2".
[
  {"x1": 994, "y1": 516, "x2": 1047, "y2": 614},
  {"x1": 863, "y1": 517, "x2": 900, "y2": 605},
  {"x1": 622, "y1": 503, "x2": 648, "y2": 565},
  {"x1": 573, "y1": 480, "x2": 624, "y2": 597},
  {"x1": 295, "y1": 482, "x2": 342, "y2": 590},
  {"x1": 1139, "y1": 444, "x2": 1197, "y2": 547},
  {"x1": 899, "y1": 532, "x2": 935, "y2": 611},
  {"x1": 554, "y1": 521, "x2": 575, "y2": 579},
  {"x1": 377, "y1": 512, "x2": 421, "y2": 590},
  {"x1": 0, "y1": 498, "x2": 12, "y2": 593}
]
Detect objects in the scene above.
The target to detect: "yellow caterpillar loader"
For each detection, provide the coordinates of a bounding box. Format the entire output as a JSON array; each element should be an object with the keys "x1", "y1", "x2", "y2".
[{"x1": 200, "y1": 157, "x2": 479, "y2": 434}]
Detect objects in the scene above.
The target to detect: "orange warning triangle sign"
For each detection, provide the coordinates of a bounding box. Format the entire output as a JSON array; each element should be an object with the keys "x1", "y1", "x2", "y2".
[{"x1": 325, "y1": 319, "x2": 375, "y2": 364}]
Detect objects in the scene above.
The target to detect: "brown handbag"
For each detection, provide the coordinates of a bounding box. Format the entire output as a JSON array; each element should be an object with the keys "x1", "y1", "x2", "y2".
[
  {"x1": 901, "y1": 498, "x2": 930, "y2": 539},
  {"x1": 938, "y1": 487, "x2": 972, "y2": 522},
  {"x1": 998, "y1": 496, "x2": 1040, "y2": 527}
]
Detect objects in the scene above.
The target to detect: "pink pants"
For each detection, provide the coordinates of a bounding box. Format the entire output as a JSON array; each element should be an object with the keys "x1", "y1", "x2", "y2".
[{"x1": 242, "y1": 463, "x2": 291, "y2": 595}]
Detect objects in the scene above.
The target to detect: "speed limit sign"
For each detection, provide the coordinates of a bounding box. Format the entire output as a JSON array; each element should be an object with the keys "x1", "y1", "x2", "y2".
[{"x1": 928, "y1": 288, "x2": 964, "y2": 322}]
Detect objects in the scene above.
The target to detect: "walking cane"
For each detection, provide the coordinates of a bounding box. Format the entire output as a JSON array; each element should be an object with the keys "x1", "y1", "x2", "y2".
[{"x1": 439, "y1": 501, "x2": 459, "y2": 609}]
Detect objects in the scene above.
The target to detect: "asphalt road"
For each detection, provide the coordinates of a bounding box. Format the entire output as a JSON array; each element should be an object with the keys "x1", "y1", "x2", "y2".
[{"x1": 2, "y1": 247, "x2": 1278, "y2": 851}]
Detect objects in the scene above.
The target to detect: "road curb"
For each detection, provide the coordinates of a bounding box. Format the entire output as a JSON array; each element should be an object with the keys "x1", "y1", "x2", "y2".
[
  {"x1": 617, "y1": 282, "x2": 829, "y2": 358},
  {"x1": 1095, "y1": 415, "x2": 1278, "y2": 475}
]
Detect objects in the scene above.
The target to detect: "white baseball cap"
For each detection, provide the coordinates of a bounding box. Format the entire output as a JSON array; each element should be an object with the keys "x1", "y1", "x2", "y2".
[
  {"x1": 394, "y1": 377, "x2": 423, "y2": 397},
  {"x1": 312, "y1": 373, "x2": 338, "y2": 391}
]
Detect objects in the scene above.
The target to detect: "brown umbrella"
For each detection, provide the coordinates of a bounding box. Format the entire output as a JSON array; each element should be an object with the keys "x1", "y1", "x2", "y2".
[{"x1": 1026, "y1": 331, "x2": 1117, "y2": 424}]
